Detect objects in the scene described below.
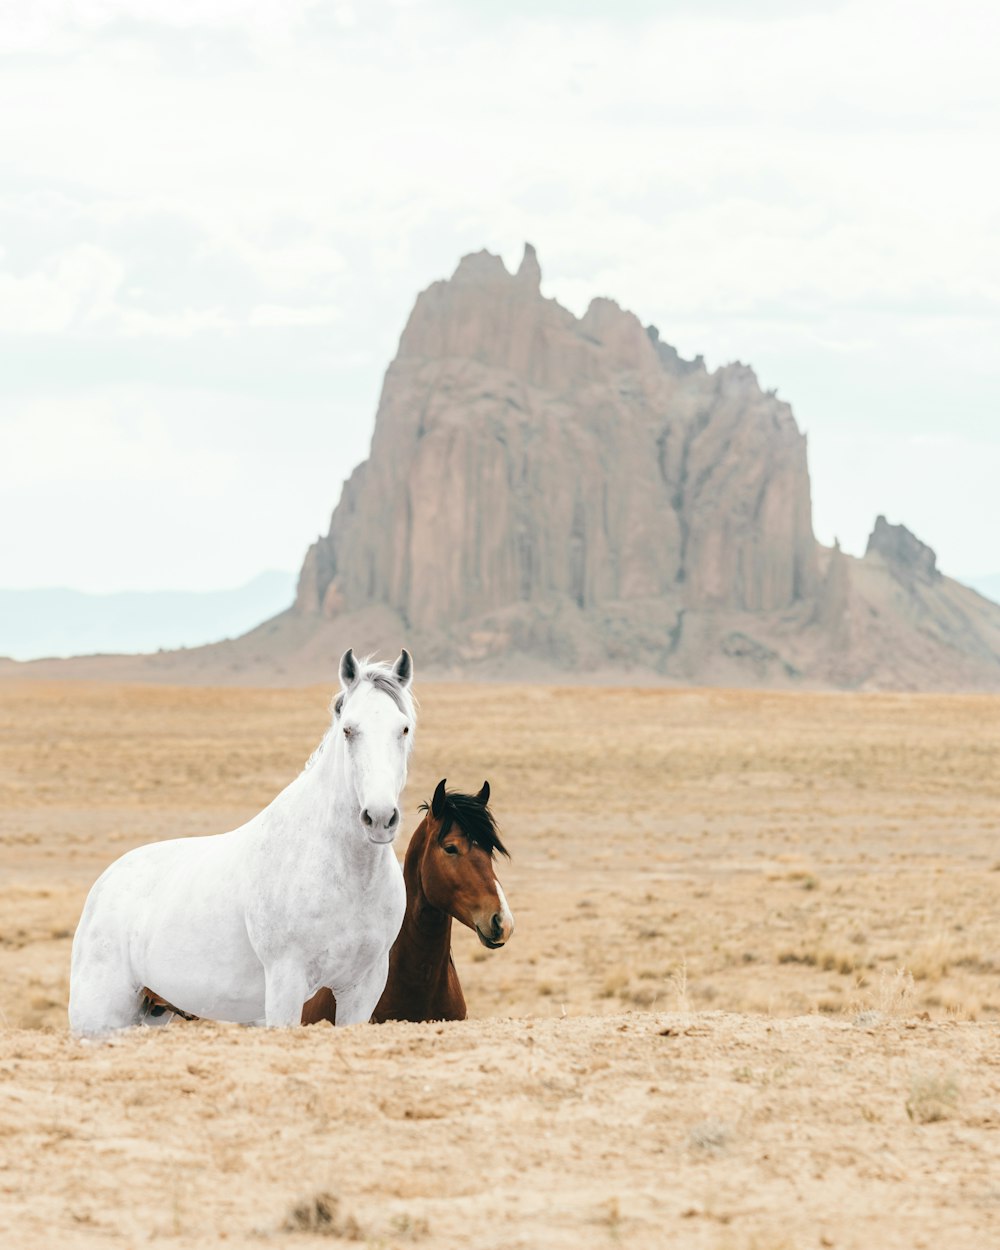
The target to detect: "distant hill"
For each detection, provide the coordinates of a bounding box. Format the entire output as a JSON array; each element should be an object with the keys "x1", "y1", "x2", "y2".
[{"x1": 0, "y1": 571, "x2": 296, "y2": 661}]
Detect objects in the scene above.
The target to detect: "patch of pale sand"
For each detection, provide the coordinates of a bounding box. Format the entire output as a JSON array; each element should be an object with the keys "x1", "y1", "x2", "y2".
[{"x1": 0, "y1": 1014, "x2": 997, "y2": 1250}]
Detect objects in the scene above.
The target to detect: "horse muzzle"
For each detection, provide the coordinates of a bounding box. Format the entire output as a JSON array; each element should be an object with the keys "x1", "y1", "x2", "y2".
[
  {"x1": 475, "y1": 907, "x2": 514, "y2": 949},
  {"x1": 360, "y1": 805, "x2": 400, "y2": 844}
]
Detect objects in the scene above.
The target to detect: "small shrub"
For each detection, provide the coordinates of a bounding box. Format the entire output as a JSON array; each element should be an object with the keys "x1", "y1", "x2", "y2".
[
  {"x1": 778, "y1": 949, "x2": 817, "y2": 966},
  {"x1": 389, "y1": 1213, "x2": 430, "y2": 1241},
  {"x1": 877, "y1": 968, "x2": 916, "y2": 1016},
  {"x1": 688, "y1": 1118, "x2": 732, "y2": 1154},
  {"x1": 599, "y1": 970, "x2": 629, "y2": 999},
  {"x1": 283, "y1": 1193, "x2": 362, "y2": 1239},
  {"x1": 668, "y1": 960, "x2": 691, "y2": 1012},
  {"x1": 906, "y1": 1074, "x2": 959, "y2": 1124}
]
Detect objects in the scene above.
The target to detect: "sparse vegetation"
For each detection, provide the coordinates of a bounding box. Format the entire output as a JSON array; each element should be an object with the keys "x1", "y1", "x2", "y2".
[
  {"x1": 688, "y1": 1117, "x2": 733, "y2": 1154},
  {"x1": 1, "y1": 681, "x2": 999, "y2": 1249},
  {"x1": 906, "y1": 1074, "x2": 959, "y2": 1124},
  {"x1": 877, "y1": 969, "x2": 917, "y2": 1017},
  {"x1": 283, "y1": 1193, "x2": 363, "y2": 1239},
  {"x1": 4, "y1": 682, "x2": 1000, "y2": 1030},
  {"x1": 668, "y1": 960, "x2": 691, "y2": 1013},
  {"x1": 389, "y1": 1213, "x2": 431, "y2": 1241}
]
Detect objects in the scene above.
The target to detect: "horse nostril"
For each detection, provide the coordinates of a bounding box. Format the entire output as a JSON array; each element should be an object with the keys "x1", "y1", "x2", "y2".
[
  {"x1": 388, "y1": 808, "x2": 399, "y2": 830},
  {"x1": 361, "y1": 809, "x2": 373, "y2": 828},
  {"x1": 491, "y1": 913, "x2": 503, "y2": 939}
]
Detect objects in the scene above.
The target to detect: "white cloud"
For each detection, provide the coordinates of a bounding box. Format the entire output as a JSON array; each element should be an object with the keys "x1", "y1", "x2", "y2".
[
  {"x1": 249, "y1": 302, "x2": 340, "y2": 326},
  {"x1": 0, "y1": 234, "x2": 344, "y2": 336},
  {"x1": 0, "y1": 0, "x2": 327, "y2": 52},
  {"x1": 209, "y1": 235, "x2": 346, "y2": 297},
  {"x1": 0, "y1": 245, "x2": 122, "y2": 332}
]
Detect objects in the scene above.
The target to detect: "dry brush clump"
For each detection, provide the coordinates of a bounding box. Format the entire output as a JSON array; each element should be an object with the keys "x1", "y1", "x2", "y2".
[
  {"x1": 688, "y1": 1117, "x2": 734, "y2": 1155},
  {"x1": 281, "y1": 1193, "x2": 363, "y2": 1239},
  {"x1": 906, "y1": 1073, "x2": 960, "y2": 1124},
  {"x1": 876, "y1": 968, "x2": 917, "y2": 1017}
]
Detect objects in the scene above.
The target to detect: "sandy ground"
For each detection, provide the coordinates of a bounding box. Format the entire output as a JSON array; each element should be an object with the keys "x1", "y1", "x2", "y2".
[
  {"x1": 1, "y1": 680, "x2": 999, "y2": 1246},
  {"x1": 3, "y1": 1013, "x2": 999, "y2": 1250}
]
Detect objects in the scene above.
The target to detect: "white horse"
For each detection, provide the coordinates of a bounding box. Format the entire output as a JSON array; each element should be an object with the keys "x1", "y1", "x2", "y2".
[{"x1": 69, "y1": 648, "x2": 414, "y2": 1037}]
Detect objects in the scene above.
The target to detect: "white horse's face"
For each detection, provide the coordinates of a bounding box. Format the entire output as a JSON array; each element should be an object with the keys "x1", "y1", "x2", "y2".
[{"x1": 336, "y1": 649, "x2": 415, "y2": 845}]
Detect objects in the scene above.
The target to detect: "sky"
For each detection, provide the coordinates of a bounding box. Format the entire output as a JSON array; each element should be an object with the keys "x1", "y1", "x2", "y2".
[{"x1": 2, "y1": 0, "x2": 998, "y2": 595}]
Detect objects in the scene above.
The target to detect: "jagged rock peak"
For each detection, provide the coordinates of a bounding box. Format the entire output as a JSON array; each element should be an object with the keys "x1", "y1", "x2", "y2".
[
  {"x1": 449, "y1": 242, "x2": 542, "y2": 292},
  {"x1": 450, "y1": 248, "x2": 509, "y2": 285},
  {"x1": 516, "y1": 241, "x2": 541, "y2": 290},
  {"x1": 865, "y1": 515, "x2": 940, "y2": 582},
  {"x1": 646, "y1": 324, "x2": 705, "y2": 376}
]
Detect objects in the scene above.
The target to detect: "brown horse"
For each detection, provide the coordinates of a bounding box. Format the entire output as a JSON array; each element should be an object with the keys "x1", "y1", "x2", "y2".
[{"x1": 301, "y1": 779, "x2": 513, "y2": 1024}]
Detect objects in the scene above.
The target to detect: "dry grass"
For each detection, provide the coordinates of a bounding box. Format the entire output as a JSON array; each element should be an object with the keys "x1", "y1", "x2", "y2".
[
  {"x1": 906, "y1": 1072, "x2": 960, "y2": 1124},
  {"x1": 2, "y1": 679, "x2": 1000, "y2": 1248},
  {"x1": 2, "y1": 680, "x2": 1000, "y2": 1029}
]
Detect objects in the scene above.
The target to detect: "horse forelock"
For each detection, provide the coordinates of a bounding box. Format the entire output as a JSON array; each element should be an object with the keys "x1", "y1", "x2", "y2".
[
  {"x1": 333, "y1": 657, "x2": 416, "y2": 719},
  {"x1": 419, "y1": 788, "x2": 509, "y2": 859},
  {"x1": 365, "y1": 667, "x2": 414, "y2": 716}
]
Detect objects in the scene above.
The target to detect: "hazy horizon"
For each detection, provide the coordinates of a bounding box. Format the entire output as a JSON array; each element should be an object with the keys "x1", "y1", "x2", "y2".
[
  {"x1": 3, "y1": 563, "x2": 999, "y2": 664},
  {"x1": 0, "y1": 570, "x2": 297, "y2": 661}
]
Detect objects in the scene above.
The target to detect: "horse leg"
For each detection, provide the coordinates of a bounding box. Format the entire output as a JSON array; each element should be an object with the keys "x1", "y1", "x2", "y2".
[
  {"x1": 334, "y1": 953, "x2": 389, "y2": 1027},
  {"x1": 69, "y1": 958, "x2": 142, "y2": 1037},
  {"x1": 263, "y1": 956, "x2": 311, "y2": 1027}
]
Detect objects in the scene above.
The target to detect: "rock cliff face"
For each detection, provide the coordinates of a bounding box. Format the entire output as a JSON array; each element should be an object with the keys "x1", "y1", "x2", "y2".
[
  {"x1": 286, "y1": 244, "x2": 1000, "y2": 690},
  {"x1": 297, "y1": 245, "x2": 817, "y2": 644},
  {"x1": 865, "y1": 515, "x2": 940, "y2": 584}
]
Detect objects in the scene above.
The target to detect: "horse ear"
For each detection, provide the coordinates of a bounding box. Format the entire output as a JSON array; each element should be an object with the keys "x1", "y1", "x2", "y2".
[
  {"x1": 476, "y1": 780, "x2": 490, "y2": 806},
  {"x1": 432, "y1": 779, "x2": 447, "y2": 820},
  {"x1": 392, "y1": 648, "x2": 413, "y2": 688},
  {"x1": 333, "y1": 693, "x2": 345, "y2": 718},
  {"x1": 339, "y1": 648, "x2": 359, "y2": 690}
]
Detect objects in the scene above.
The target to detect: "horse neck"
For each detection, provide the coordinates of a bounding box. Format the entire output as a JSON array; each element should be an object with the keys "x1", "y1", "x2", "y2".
[
  {"x1": 400, "y1": 816, "x2": 453, "y2": 953},
  {"x1": 262, "y1": 730, "x2": 356, "y2": 847}
]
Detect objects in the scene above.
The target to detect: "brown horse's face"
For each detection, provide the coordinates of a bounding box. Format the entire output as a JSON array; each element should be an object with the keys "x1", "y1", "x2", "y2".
[{"x1": 419, "y1": 790, "x2": 514, "y2": 948}]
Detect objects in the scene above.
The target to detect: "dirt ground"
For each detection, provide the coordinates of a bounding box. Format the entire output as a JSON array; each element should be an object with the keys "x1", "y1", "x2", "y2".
[{"x1": 1, "y1": 679, "x2": 998, "y2": 1247}]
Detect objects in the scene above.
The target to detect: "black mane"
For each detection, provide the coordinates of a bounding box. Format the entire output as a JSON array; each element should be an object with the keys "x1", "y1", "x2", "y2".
[{"x1": 419, "y1": 787, "x2": 509, "y2": 859}]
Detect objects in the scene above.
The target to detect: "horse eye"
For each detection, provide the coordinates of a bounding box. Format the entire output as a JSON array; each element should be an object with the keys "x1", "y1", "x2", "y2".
[
  {"x1": 443, "y1": 844, "x2": 458, "y2": 856},
  {"x1": 343, "y1": 726, "x2": 352, "y2": 739},
  {"x1": 402, "y1": 726, "x2": 409, "y2": 735}
]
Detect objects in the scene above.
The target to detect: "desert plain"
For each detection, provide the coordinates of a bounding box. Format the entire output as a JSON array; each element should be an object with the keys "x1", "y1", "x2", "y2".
[{"x1": 0, "y1": 678, "x2": 998, "y2": 1248}]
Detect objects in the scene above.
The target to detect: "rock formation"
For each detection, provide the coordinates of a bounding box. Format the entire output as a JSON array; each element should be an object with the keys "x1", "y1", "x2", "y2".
[
  {"x1": 286, "y1": 244, "x2": 1000, "y2": 689},
  {"x1": 16, "y1": 245, "x2": 996, "y2": 689},
  {"x1": 865, "y1": 515, "x2": 940, "y2": 585},
  {"x1": 295, "y1": 243, "x2": 825, "y2": 669}
]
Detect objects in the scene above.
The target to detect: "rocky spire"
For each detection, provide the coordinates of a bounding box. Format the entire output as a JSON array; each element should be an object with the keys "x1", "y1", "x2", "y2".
[
  {"x1": 865, "y1": 515, "x2": 940, "y2": 583},
  {"x1": 515, "y1": 241, "x2": 541, "y2": 291},
  {"x1": 813, "y1": 539, "x2": 850, "y2": 633}
]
